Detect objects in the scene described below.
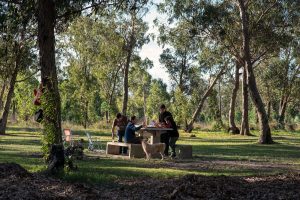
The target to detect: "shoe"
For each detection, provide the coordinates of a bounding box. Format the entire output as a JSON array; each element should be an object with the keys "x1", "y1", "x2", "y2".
[{"x1": 170, "y1": 153, "x2": 176, "y2": 158}]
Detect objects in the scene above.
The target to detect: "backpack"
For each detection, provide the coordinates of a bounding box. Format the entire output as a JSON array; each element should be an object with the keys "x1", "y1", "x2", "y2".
[{"x1": 34, "y1": 109, "x2": 43, "y2": 123}]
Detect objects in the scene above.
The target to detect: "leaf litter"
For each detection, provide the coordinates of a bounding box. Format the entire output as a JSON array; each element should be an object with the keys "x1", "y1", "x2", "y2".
[{"x1": 0, "y1": 163, "x2": 299, "y2": 200}]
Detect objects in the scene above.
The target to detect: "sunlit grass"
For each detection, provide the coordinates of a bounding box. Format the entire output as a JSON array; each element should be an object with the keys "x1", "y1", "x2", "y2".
[{"x1": 1, "y1": 126, "x2": 300, "y2": 186}]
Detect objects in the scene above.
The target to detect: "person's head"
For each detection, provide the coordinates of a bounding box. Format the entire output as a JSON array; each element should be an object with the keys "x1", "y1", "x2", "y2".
[
  {"x1": 130, "y1": 115, "x2": 137, "y2": 124},
  {"x1": 164, "y1": 116, "x2": 172, "y2": 124},
  {"x1": 116, "y1": 113, "x2": 122, "y2": 121},
  {"x1": 160, "y1": 104, "x2": 166, "y2": 113}
]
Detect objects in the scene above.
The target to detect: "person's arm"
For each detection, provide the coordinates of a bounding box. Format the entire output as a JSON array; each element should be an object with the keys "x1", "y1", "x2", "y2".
[
  {"x1": 134, "y1": 125, "x2": 143, "y2": 131},
  {"x1": 165, "y1": 123, "x2": 172, "y2": 128}
]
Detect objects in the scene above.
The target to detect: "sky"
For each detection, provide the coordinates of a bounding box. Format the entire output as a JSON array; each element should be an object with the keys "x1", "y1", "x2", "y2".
[{"x1": 139, "y1": 1, "x2": 171, "y2": 88}]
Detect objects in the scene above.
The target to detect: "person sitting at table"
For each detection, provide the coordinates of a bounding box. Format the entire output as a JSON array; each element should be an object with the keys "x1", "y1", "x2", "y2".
[
  {"x1": 124, "y1": 116, "x2": 143, "y2": 144},
  {"x1": 158, "y1": 104, "x2": 172, "y2": 156},
  {"x1": 111, "y1": 113, "x2": 128, "y2": 154},
  {"x1": 164, "y1": 116, "x2": 179, "y2": 158}
]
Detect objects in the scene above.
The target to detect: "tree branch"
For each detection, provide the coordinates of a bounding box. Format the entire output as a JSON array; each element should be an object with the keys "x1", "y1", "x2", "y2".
[
  {"x1": 56, "y1": 0, "x2": 114, "y2": 20},
  {"x1": 16, "y1": 69, "x2": 40, "y2": 83},
  {"x1": 254, "y1": 1, "x2": 278, "y2": 26}
]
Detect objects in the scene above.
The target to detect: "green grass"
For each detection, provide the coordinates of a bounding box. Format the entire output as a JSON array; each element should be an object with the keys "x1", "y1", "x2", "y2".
[{"x1": 1, "y1": 126, "x2": 300, "y2": 186}]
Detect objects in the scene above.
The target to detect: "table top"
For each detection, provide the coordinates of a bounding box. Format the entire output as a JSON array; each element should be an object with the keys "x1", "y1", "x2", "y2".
[{"x1": 140, "y1": 127, "x2": 173, "y2": 131}]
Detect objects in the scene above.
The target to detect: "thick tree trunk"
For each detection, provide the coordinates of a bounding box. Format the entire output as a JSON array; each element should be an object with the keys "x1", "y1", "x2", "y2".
[
  {"x1": 238, "y1": 0, "x2": 273, "y2": 144},
  {"x1": 38, "y1": 0, "x2": 64, "y2": 171},
  {"x1": 0, "y1": 83, "x2": 6, "y2": 111},
  {"x1": 240, "y1": 67, "x2": 250, "y2": 136},
  {"x1": 228, "y1": 63, "x2": 240, "y2": 134},
  {"x1": 0, "y1": 68, "x2": 18, "y2": 134},
  {"x1": 185, "y1": 67, "x2": 225, "y2": 133}
]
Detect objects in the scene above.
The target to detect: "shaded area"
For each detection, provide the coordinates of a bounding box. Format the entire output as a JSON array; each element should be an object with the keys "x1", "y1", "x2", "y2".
[{"x1": 1, "y1": 163, "x2": 300, "y2": 200}]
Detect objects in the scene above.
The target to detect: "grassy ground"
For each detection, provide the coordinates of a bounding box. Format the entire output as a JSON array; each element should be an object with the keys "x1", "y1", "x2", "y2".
[{"x1": 1, "y1": 126, "x2": 300, "y2": 187}]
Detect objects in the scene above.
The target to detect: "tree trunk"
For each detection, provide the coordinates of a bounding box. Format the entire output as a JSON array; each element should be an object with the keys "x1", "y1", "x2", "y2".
[
  {"x1": 255, "y1": 107, "x2": 259, "y2": 124},
  {"x1": 240, "y1": 66, "x2": 250, "y2": 136},
  {"x1": 38, "y1": 0, "x2": 64, "y2": 171},
  {"x1": 238, "y1": 0, "x2": 273, "y2": 144},
  {"x1": 108, "y1": 65, "x2": 121, "y2": 122},
  {"x1": 84, "y1": 100, "x2": 88, "y2": 129},
  {"x1": 0, "y1": 67, "x2": 18, "y2": 134},
  {"x1": 143, "y1": 85, "x2": 147, "y2": 125},
  {"x1": 11, "y1": 100, "x2": 17, "y2": 122},
  {"x1": 185, "y1": 67, "x2": 225, "y2": 132},
  {"x1": 0, "y1": 83, "x2": 6, "y2": 111},
  {"x1": 228, "y1": 63, "x2": 240, "y2": 134},
  {"x1": 218, "y1": 79, "x2": 223, "y2": 125},
  {"x1": 105, "y1": 111, "x2": 109, "y2": 123},
  {"x1": 122, "y1": 9, "x2": 136, "y2": 116},
  {"x1": 278, "y1": 97, "x2": 288, "y2": 129},
  {"x1": 267, "y1": 100, "x2": 271, "y2": 120},
  {"x1": 122, "y1": 50, "x2": 132, "y2": 116}
]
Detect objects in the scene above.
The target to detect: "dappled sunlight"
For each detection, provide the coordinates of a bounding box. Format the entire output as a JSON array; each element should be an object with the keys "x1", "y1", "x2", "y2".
[{"x1": 1, "y1": 126, "x2": 300, "y2": 185}]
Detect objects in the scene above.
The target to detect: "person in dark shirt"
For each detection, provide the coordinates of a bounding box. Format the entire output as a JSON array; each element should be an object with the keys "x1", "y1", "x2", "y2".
[
  {"x1": 165, "y1": 116, "x2": 179, "y2": 158},
  {"x1": 159, "y1": 104, "x2": 172, "y2": 124},
  {"x1": 111, "y1": 113, "x2": 128, "y2": 154},
  {"x1": 158, "y1": 104, "x2": 172, "y2": 156},
  {"x1": 124, "y1": 116, "x2": 143, "y2": 144}
]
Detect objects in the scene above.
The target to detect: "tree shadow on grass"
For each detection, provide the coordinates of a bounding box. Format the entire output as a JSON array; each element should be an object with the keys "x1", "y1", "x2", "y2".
[
  {"x1": 6, "y1": 126, "x2": 42, "y2": 133},
  {"x1": 192, "y1": 143, "x2": 300, "y2": 161}
]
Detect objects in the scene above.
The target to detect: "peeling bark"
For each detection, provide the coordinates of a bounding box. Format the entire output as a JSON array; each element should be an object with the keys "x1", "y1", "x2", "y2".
[
  {"x1": 238, "y1": 0, "x2": 272, "y2": 143},
  {"x1": 240, "y1": 67, "x2": 250, "y2": 136},
  {"x1": 228, "y1": 62, "x2": 240, "y2": 134}
]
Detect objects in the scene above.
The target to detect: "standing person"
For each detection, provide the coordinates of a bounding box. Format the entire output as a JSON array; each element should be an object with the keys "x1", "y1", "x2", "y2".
[
  {"x1": 165, "y1": 116, "x2": 179, "y2": 158},
  {"x1": 124, "y1": 116, "x2": 143, "y2": 144},
  {"x1": 111, "y1": 113, "x2": 128, "y2": 154},
  {"x1": 158, "y1": 104, "x2": 172, "y2": 156}
]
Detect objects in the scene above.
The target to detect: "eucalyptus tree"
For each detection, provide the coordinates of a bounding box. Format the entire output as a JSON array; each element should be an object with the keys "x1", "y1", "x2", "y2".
[
  {"x1": 159, "y1": 0, "x2": 300, "y2": 143},
  {"x1": 262, "y1": 45, "x2": 300, "y2": 129},
  {"x1": 158, "y1": 21, "x2": 199, "y2": 93},
  {"x1": 37, "y1": 0, "x2": 129, "y2": 172},
  {"x1": 116, "y1": 0, "x2": 151, "y2": 116},
  {"x1": 228, "y1": 61, "x2": 241, "y2": 134},
  {"x1": 60, "y1": 16, "x2": 125, "y2": 127},
  {"x1": 147, "y1": 79, "x2": 170, "y2": 119},
  {"x1": 14, "y1": 75, "x2": 39, "y2": 121},
  {"x1": 0, "y1": 1, "x2": 36, "y2": 134},
  {"x1": 127, "y1": 57, "x2": 152, "y2": 119}
]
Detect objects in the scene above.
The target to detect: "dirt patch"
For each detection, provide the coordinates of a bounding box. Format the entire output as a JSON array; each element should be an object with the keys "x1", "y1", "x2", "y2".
[
  {"x1": 1, "y1": 163, "x2": 300, "y2": 200},
  {"x1": 0, "y1": 163, "x2": 104, "y2": 200}
]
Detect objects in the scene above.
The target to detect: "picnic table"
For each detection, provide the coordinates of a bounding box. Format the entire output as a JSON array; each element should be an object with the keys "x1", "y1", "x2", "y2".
[{"x1": 138, "y1": 127, "x2": 173, "y2": 144}]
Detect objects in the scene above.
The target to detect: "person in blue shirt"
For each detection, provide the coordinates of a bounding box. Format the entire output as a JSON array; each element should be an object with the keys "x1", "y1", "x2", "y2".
[{"x1": 124, "y1": 116, "x2": 143, "y2": 144}]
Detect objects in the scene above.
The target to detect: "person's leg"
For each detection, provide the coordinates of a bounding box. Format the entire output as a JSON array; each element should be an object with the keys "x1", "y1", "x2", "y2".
[
  {"x1": 117, "y1": 130, "x2": 123, "y2": 154},
  {"x1": 118, "y1": 130, "x2": 127, "y2": 154},
  {"x1": 169, "y1": 137, "x2": 178, "y2": 157},
  {"x1": 160, "y1": 132, "x2": 170, "y2": 156},
  {"x1": 128, "y1": 136, "x2": 142, "y2": 144},
  {"x1": 132, "y1": 136, "x2": 142, "y2": 144}
]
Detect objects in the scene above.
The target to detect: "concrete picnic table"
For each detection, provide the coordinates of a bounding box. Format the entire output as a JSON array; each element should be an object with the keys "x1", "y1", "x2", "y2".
[{"x1": 138, "y1": 127, "x2": 173, "y2": 144}]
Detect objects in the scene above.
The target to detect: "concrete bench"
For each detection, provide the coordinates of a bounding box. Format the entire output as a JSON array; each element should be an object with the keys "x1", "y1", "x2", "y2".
[
  {"x1": 106, "y1": 142, "x2": 145, "y2": 158},
  {"x1": 177, "y1": 145, "x2": 192, "y2": 159}
]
